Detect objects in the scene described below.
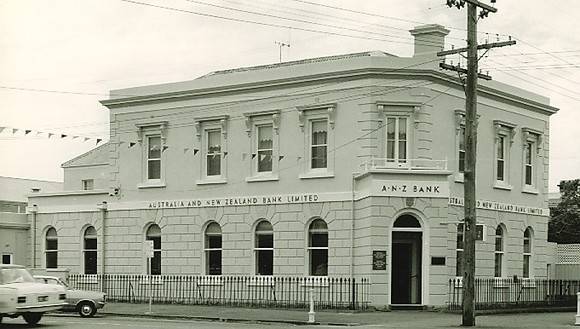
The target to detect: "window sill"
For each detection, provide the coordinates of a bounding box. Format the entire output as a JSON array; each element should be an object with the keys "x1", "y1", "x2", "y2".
[
  {"x1": 522, "y1": 186, "x2": 539, "y2": 195},
  {"x1": 246, "y1": 174, "x2": 279, "y2": 183},
  {"x1": 196, "y1": 177, "x2": 227, "y2": 185},
  {"x1": 454, "y1": 172, "x2": 464, "y2": 183},
  {"x1": 137, "y1": 182, "x2": 166, "y2": 189},
  {"x1": 493, "y1": 183, "x2": 512, "y2": 191},
  {"x1": 299, "y1": 171, "x2": 335, "y2": 180}
]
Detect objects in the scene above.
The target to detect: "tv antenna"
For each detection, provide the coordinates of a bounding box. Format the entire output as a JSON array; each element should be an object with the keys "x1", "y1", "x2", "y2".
[{"x1": 275, "y1": 41, "x2": 290, "y2": 63}]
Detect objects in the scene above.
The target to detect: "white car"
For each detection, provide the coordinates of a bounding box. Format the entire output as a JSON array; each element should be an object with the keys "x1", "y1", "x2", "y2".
[
  {"x1": 34, "y1": 275, "x2": 106, "y2": 317},
  {"x1": 0, "y1": 265, "x2": 67, "y2": 325}
]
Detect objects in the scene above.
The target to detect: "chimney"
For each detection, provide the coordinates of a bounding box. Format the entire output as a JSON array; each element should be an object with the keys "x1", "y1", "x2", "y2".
[{"x1": 409, "y1": 24, "x2": 450, "y2": 61}]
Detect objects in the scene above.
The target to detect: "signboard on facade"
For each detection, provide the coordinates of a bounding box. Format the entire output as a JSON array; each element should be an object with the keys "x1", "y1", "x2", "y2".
[
  {"x1": 372, "y1": 251, "x2": 387, "y2": 270},
  {"x1": 372, "y1": 181, "x2": 449, "y2": 198},
  {"x1": 448, "y1": 197, "x2": 549, "y2": 216}
]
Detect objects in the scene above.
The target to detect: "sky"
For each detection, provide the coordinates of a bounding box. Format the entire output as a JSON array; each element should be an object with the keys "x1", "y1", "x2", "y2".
[{"x1": 1, "y1": 0, "x2": 579, "y2": 192}]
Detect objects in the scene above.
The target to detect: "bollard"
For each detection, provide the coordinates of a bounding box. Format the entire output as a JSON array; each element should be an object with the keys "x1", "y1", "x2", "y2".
[
  {"x1": 308, "y1": 287, "x2": 315, "y2": 323},
  {"x1": 576, "y1": 292, "x2": 580, "y2": 326}
]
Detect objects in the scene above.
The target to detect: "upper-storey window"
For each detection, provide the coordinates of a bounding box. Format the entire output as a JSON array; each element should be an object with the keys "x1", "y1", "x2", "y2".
[
  {"x1": 206, "y1": 129, "x2": 222, "y2": 177},
  {"x1": 521, "y1": 128, "x2": 542, "y2": 193},
  {"x1": 493, "y1": 121, "x2": 516, "y2": 190},
  {"x1": 310, "y1": 120, "x2": 328, "y2": 169},
  {"x1": 244, "y1": 110, "x2": 280, "y2": 182},
  {"x1": 82, "y1": 179, "x2": 94, "y2": 191},
  {"x1": 257, "y1": 125, "x2": 273, "y2": 172},
  {"x1": 136, "y1": 122, "x2": 167, "y2": 187},
  {"x1": 297, "y1": 104, "x2": 335, "y2": 179},
  {"x1": 386, "y1": 117, "x2": 408, "y2": 164},
  {"x1": 148, "y1": 135, "x2": 162, "y2": 180},
  {"x1": 496, "y1": 136, "x2": 506, "y2": 182},
  {"x1": 195, "y1": 116, "x2": 228, "y2": 184},
  {"x1": 458, "y1": 126, "x2": 466, "y2": 173}
]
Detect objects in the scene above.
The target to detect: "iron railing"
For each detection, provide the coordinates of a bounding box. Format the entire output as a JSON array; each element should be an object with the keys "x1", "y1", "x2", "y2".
[
  {"x1": 68, "y1": 274, "x2": 370, "y2": 310},
  {"x1": 448, "y1": 278, "x2": 580, "y2": 310}
]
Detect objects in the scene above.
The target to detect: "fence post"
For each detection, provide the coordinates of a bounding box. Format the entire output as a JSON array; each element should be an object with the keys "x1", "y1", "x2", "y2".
[
  {"x1": 575, "y1": 292, "x2": 580, "y2": 326},
  {"x1": 308, "y1": 287, "x2": 315, "y2": 323}
]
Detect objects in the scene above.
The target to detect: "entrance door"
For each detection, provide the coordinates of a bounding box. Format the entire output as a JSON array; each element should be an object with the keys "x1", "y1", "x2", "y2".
[{"x1": 391, "y1": 214, "x2": 422, "y2": 305}]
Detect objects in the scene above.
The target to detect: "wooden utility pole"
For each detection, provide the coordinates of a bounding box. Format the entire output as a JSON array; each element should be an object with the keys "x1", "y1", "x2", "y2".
[{"x1": 438, "y1": 0, "x2": 514, "y2": 326}]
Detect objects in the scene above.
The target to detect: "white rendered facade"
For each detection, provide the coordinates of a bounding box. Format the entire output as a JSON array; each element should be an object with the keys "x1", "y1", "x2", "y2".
[{"x1": 28, "y1": 25, "x2": 558, "y2": 307}]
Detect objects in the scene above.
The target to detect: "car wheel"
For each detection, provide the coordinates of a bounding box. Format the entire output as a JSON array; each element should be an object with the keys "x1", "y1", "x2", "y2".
[
  {"x1": 78, "y1": 302, "x2": 97, "y2": 318},
  {"x1": 22, "y1": 312, "x2": 43, "y2": 325}
]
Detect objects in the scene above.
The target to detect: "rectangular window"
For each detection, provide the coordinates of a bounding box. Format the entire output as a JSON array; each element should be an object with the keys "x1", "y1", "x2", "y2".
[
  {"x1": 82, "y1": 179, "x2": 94, "y2": 191},
  {"x1": 206, "y1": 129, "x2": 222, "y2": 176},
  {"x1": 386, "y1": 117, "x2": 408, "y2": 164},
  {"x1": 147, "y1": 136, "x2": 161, "y2": 180},
  {"x1": 1, "y1": 254, "x2": 13, "y2": 264},
  {"x1": 524, "y1": 142, "x2": 533, "y2": 186},
  {"x1": 310, "y1": 120, "x2": 328, "y2": 169},
  {"x1": 257, "y1": 125, "x2": 273, "y2": 173},
  {"x1": 458, "y1": 126, "x2": 466, "y2": 173},
  {"x1": 496, "y1": 136, "x2": 506, "y2": 182}
]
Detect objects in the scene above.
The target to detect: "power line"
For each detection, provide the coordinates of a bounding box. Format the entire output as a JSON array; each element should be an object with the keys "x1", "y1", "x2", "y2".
[{"x1": 119, "y1": 0, "x2": 424, "y2": 45}]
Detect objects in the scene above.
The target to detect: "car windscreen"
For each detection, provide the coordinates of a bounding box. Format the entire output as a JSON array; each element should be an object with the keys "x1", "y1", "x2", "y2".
[{"x1": 0, "y1": 268, "x2": 35, "y2": 284}]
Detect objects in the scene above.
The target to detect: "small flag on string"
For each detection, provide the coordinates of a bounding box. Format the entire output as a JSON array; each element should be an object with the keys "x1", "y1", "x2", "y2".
[
  {"x1": 25, "y1": 130, "x2": 32, "y2": 135},
  {"x1": 72, "y1": 136, "x2": 79, "y2": 140},
  {"x1": 183, "y1": 147, "x2": 190, "y2": 154},
  {"x1": 251, "y1": 153, "x2": 256, "y2": 159},
  {"x1": 223, "y1": 151, "x2": 228, "y2": 157},
  {"x1": 96, "y1": 138, "x2": 102, "y2": 145},
  {"x1": 162, "y1": 145, "x2": 169, "y2": 152},
  {"x1": 193, "y1": 149, "x2": 199, "y2": 155},
  {"x1": 129, "y1": 142, "x2": 136, "y2": 148},
  {"x1": 84, "y1": 137, "x2": 90, "y2": 142},
  {"x1": 12, "y1": 128, "x2": 18, "y2": 134},
  {"x1": 61, "y1": 134, "x2": 67, "y2": 139},
  {"x1": 48, "y1": 133, "x2": 54, "y2": 138},
  {"x1": 36, "y1": 131, "x2": 43, "y2": 136},
  {"x1": 241, "y1": 153, "x2": 247, "y2": 160},
  {"x1": 279, "y1": 155, "x2": 285, "y2": 161},
  {"x1": 0, "y1": 127, "x2": 5, "y2": 133}
]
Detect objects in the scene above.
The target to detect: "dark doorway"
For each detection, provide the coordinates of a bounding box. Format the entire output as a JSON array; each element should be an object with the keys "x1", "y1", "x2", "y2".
[{"x1": 391, "y1": 231, "x2": 422, "y2": 304}]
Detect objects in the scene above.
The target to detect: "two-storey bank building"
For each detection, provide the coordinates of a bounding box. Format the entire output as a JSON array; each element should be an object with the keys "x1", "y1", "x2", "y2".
[{"x1": 28, "y1": 25, "x2": 558, "y2": 307}]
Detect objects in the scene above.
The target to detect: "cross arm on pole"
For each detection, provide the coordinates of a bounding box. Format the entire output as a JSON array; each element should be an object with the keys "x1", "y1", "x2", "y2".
[
  {"x1": 437, "y1": 40, "x2": 516, "y2": 56},
  {"x1": 439, "y1": 63, "x2": 492, "y2": 80}
]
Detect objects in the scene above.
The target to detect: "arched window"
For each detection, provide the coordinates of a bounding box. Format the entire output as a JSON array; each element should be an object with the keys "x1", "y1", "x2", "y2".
[
  {"x1": 523, "y1": 227, "x2": 532, "y2": 278},
  {"x1": 456, "y1": 223, "x2": 465, "y2": 277},
  {"x1": 494, "y1": 225, "x2": 504, "y2": 278},
  {"x1": 308, "y1": 219, "x2": 328, "y2": 276},
  {"x1": 254, "y1": 221, "x2": 273, "y2": 275},
  {"x1": 83, "y1": 226, "x2": 97, "y2": 274},
  {"x1": 205, "y1": 222, "x2": 222, "y2": 275},
  {"x1": 45, "y1": 227, "x2": 58, "y2": 269},
  {"x1": 393, "y1": 214, "x2": 421, "y2": 228},
  {"x1": 146, "y1": 224, "x2": 162, "y2": 275}
]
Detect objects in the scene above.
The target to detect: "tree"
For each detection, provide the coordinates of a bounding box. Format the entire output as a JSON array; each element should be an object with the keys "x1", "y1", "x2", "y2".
[{"x1": 548, "y1": 179, "x2": 580, "y2": 244}]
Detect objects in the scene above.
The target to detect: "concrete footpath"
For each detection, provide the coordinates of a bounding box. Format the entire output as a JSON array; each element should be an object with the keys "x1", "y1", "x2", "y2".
[{"x1": 97, "y1": 303, "x2": 579, "y2": 328}]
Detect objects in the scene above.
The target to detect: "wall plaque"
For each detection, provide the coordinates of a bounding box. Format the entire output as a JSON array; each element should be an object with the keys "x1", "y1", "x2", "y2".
[{"x1": 372, "y1": 250, "x2": 387, "y2": 270}]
